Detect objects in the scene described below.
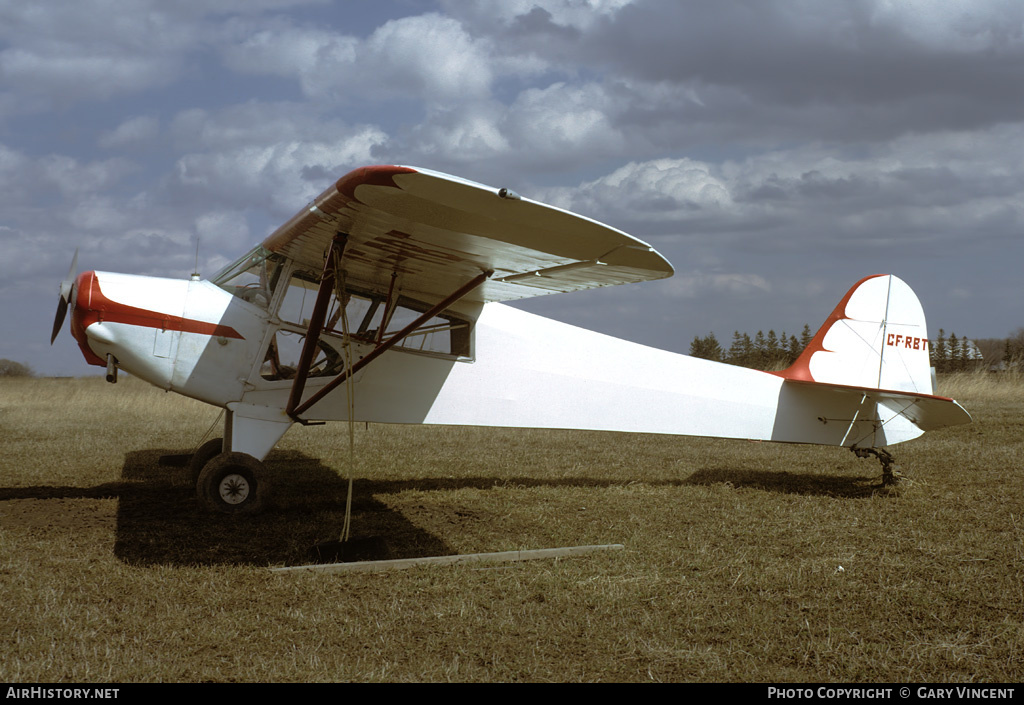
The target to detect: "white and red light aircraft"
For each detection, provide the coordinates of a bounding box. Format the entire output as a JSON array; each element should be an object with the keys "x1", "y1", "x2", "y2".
[{"x1": 51, "y1": 165, "x2": 971, "y2": 514}]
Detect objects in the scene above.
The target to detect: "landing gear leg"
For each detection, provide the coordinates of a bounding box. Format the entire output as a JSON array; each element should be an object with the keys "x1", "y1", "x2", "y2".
[
  {"x1": 851, "y1": 447, "x2": 901, "y2": 486},
  {"x1": 189, "y1": 437, "x2": 223, "y2": 485}
]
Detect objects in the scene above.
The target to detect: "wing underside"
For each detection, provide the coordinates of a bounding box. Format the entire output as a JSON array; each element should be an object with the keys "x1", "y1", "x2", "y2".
[{"x1": 261, "y1": 165, "x2": 673, "y2": 304}]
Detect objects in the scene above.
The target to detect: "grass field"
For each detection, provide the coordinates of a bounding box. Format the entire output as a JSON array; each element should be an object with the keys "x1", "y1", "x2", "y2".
[{"x1": 1, "y1": 373, "x2": 1021, "y2": 682}]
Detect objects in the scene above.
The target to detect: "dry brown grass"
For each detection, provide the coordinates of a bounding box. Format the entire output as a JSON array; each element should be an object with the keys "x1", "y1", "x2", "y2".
[
  {"x1": 939, "y1": 369, "x2": 1024, "y2": 402},
  {"x1": 1, "y1": 372, "x2": 1022, "y2": 682}
]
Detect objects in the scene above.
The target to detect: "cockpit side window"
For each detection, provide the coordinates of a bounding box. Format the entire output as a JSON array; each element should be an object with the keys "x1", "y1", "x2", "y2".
[
  {"x1": 258, "y1": 270, "x2": 473, "y2": 381},
  {"x1": 276, "y1": 270, "x2": 470, "y2": 357}
]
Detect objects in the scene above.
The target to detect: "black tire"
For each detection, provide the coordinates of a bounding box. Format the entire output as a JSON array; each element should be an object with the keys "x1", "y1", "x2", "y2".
[
  {"x1": 197, "y1": 452, "x2": 270, "y2": 515},
  {"x1": 189, "y1": 438, "x2": 223, "y2": 485}
]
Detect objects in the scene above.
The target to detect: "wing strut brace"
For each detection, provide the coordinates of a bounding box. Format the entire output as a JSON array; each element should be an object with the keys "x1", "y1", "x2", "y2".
[
  {"x1": 285, "y1": 232, "x2": 492, "y2": 420},
  {"x1": 285, "y1": 232, "x2": 349, "y2": 419}
]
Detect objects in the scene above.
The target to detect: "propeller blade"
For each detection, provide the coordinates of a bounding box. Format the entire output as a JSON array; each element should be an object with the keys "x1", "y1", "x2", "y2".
[
  {"x1": 50, "y1": 249, "x2": 79, "y2": 345},
  {"x1": 60, "y1": 249, "x2": 78, "y2": 301},
  {"x1": 50, "y1": 296, "x2": 68, "y2": 345}
]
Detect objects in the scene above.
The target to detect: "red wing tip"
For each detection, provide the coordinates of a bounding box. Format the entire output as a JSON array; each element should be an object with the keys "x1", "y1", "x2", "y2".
[{"x1": 335, "y1": 165, "x2": 418, "y2": 200}]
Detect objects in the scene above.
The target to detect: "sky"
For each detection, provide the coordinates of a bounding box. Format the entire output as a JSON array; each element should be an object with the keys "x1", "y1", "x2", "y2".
[{"x1": 3, "y1": 0, "x2": 1023, "y2": 376}]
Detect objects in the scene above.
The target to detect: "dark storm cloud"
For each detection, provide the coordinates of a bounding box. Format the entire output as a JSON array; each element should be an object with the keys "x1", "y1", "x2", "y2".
[
  {"x1": 594, "y1": 2, "x2": 1024, "y2": 106},
  {"x1": 481, "y1": 1, "x2": 1024, "y2": 145}
]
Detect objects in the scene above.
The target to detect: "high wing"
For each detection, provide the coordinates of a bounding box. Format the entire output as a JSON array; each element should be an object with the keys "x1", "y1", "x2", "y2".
[{"x1": 261, "y1": 165, "x2": 673, "y2": 303}]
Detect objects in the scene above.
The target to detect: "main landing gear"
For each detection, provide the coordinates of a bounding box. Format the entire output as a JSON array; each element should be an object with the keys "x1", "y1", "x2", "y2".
[{"x1": 190, "y1": 437, "x2": 271, "y2": 514}]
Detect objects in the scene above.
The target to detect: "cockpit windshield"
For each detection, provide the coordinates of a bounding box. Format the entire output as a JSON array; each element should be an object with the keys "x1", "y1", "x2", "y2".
[{"x1": 211, "y1": 246, "x2": 284, "y2": 309}]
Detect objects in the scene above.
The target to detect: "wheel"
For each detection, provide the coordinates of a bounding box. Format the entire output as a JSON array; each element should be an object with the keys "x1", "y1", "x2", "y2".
[
  {"x1": 188, "y1": 438, "x2": 223, "y2": 485},
  {"x1": 197, "y1": 452, "x2": 270, "y2": 515}
]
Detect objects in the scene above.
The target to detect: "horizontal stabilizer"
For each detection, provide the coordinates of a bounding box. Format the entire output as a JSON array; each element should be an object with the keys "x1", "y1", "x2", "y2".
[
  {"x1": 873, "y1": 389, "x2": 972, "y2": 431},
  {"x1": 782, "y1": 378, "x2": 972, "y2": 434}
]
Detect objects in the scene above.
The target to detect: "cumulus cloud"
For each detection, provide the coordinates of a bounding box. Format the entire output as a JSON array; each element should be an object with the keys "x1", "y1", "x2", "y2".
[
  {"x1": 504, "y1": 82, "x2": 624, "y2": 157},
  {"x1": 0, "y1": 0, "x2": 330, "y2": 117},
  {"x1": 716, "y1": 124, "x2": 1024, "y2": 246},
  {"x1": 168, "y1": 108, "x2": 388, "y2": 214},
  {"x1": 222, "y1": 23, "x2": 358, "y2": 85},
  {"x1": 537, "y1": 158, "x2": 733, "y2": 230},
  {"x1": 99, "y1": 116, "x2": 161, "y2": 149},
  {"x1": 442, "y1": 0, "x2": 633, "y2": 31},
  {"x1": 195, "y1": 210, "x2": 251, "y2": 251},
  {"x1": 525, "y1": 118, "x2": 1024, "y2": 253},
  {"x1": 0, "y1": 49, "x2": 172, "y2": 104},
  {"x1": 0, "y1": 2, "x2": 197, "y2": 109},
  {"x1": 225, "y1": 13, "x2": 498, "y2": 106},
  {"x1": 0, "y1": 143, "x2": 136, "y2": 209}
]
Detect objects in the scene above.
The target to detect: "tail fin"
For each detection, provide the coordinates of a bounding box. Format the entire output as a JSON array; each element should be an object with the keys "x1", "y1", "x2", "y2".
[{"x1": 778, "y1": 274, "x2": 934, "y2": 395}]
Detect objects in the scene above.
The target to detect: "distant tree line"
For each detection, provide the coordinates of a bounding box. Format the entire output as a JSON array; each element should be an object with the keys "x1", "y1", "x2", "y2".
[
  {"x1": 978, "y1": 327, "x2": 1024, "y2": 372},
  {"x1": 934, "y1": 328, "x2": 1024, "y2": 372},
  {"x1": 691, "y1": 327, "x2": 1024, "y2": 373},
  {"x1": 931, "y1": 329, "x2": 984, "y2": 373},
  {"x1": 1007, "y1": 329, "x2": 1024, "y2": 367},
  {"x1": 689, "y1": 325, "x2": 814, "y2": 370}
]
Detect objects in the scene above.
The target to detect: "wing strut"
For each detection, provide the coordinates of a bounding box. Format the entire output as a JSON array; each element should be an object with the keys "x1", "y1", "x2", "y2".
[
  {"x1": 286, "y1": 251, "x2": 492, "y2": 421},
  {"x1": 286, "y1": 232, "x2": 350, "y2": 419}
]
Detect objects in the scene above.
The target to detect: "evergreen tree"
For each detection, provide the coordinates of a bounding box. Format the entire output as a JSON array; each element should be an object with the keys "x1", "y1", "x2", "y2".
[
  {"x1": 742, "y1": 333, "x2": 754, "y2": 367},
  {"x1": 800, "y1": 324, "x2": 813, "y2": 348},
  {"x1": 753, "y1": 330, "x2": 767, "y2": 369},
  {"x1": 727, "y1": 331, "x2": 746, "y2": 365},
  {"x1": 1003, "y1": 336, "x2": 1024, "y2": 369},
  {"x1": 705, "y1": 332, "x2": 723, "y2": 362},
  {"x1": 689, "y1": 333, "x2": 724, "y2": 362},
  {"x1": 787, "y1": 334, "x2": 800, "y2": 365},
  {"x1": 1011, "y1": 329, "x2": 1024, "y2": 368},
  {"x1": 948, "y1": 333, "x2": 960, "y2": 373},
  {"x1": 934, "y1": 329, "x2": 948, "y2": 373},
  {"x1": 1001, "y1": 332, "x2": 1024, "y2": 370},
  {"x1": 689, "y1": 335, "x2": 703, "y2": 358},
  {"x1": 766, "y1": 329, "x2": 779, "y2": 359},
  {"x1": 962, "y1": 337, "x2": 981, "y2": 371}
]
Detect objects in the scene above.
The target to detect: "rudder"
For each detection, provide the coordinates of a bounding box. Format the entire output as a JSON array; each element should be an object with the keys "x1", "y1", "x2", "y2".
[{"x1": 778, "y1": 274, "x2": 934, "y2": 395}]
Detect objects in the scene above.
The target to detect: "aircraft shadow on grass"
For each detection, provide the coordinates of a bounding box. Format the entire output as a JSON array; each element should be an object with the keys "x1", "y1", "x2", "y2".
[
  {"x1": 0, "y1": 448, "x2": 883, "y2": 567},
  {"x1": 682, "y1": 466, "x2": 888, "y2": 498}
]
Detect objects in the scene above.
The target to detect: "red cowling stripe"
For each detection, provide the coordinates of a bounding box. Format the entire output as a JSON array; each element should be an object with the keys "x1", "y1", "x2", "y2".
[{"x1": 71, "y1": 271, "x2": 244, "y2": 367}]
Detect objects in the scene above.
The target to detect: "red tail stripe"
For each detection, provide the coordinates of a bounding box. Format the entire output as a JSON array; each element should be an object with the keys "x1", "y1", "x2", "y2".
[{"x1": 769, "y1": 274, "x2": 888, "y2": 383}]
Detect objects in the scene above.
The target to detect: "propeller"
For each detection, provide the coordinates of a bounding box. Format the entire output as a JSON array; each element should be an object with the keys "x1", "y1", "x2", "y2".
[{"x1": 50, "y1": 249, "x2": 79, "y2": 344}]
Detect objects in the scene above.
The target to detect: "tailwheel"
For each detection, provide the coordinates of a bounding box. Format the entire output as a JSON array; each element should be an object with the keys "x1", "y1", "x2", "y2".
[
  {"x1": 197, "y1": 452, "x2": 270, "y2": 515},
  {"x1": 851, "y1": 447, "x2": 901, "y2": 486}
]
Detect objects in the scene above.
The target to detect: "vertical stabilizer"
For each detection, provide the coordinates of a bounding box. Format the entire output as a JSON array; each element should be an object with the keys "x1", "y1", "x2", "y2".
[{"x1": 777, "y1": 274, "x2": 934, "y2": 395}]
